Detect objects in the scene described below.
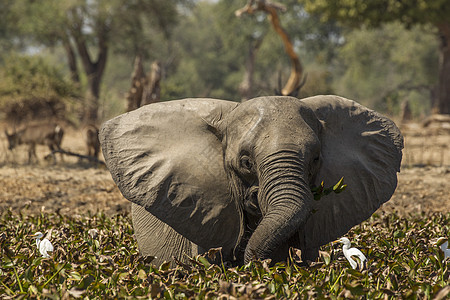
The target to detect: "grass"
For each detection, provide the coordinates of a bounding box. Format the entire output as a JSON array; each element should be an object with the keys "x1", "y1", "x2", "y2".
[{"x1": 0, "y1": 209, "x2": 448, "y2": 299}]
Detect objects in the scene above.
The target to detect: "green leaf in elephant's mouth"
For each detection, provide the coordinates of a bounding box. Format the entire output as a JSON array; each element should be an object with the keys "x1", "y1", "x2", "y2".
[{"x1": 311, "y1": 177, "x2": 347, "y2": 201}]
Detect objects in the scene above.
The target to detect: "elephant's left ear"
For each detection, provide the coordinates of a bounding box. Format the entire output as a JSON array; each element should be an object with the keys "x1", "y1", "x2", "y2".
[
  {"x1": 300, "y1": 95, "x2": 403, "y2": 248},
  {"x1": 99, "y1": 99, "x2": 242, "y2": 259}
]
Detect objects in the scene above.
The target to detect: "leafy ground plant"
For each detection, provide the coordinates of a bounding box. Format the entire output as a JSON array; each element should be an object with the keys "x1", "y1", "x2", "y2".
[{"x1": 0, "y1": 209, "x2": 448, "y2": 299}]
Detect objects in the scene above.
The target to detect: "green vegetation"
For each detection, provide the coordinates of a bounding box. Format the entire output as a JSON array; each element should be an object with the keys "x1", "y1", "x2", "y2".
[
  {"x1": 1, "y1": 0, "x2": 184, "y2": 123},
  {"x1": 0, "y1": 55, "x2": 79, "y2": 123},
  {"x1": 301, "y1": 0, "x2": 450, "y2": 114},
  {"x1": 0, "y1": 0, "x2": 443, "y2": 123},
  {"x1": 333, "y1": 23, "x2": 438, "y2": 116},
  {"x1": 1, "y1": 209, "x2": 448, "y2": 298}
]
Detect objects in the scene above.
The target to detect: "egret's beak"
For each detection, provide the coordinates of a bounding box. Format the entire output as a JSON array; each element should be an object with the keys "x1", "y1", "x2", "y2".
[
  {"x1": 29, "y1": 233, "x2": 38, "y2": 238},
  {"x1": 331, "y1": 240, "x2": 340, "y2": 244}
]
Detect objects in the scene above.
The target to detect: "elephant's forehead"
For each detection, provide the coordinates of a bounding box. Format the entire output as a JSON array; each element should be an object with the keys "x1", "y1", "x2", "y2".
[
  {"x1": 226, "y1": 99, "x2": 319, "y2": 150},
  {"x1": 231, "y1": 97, "x2": 314, "y2": 129},
  {"x1": 241, "y1": 96, "x2": 303, "y2": 113}
]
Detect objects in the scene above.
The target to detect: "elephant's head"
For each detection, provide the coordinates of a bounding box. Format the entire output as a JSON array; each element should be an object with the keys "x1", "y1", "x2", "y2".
[{"x1": 100, "y1": 96, "x2": 403, "y2": 264}]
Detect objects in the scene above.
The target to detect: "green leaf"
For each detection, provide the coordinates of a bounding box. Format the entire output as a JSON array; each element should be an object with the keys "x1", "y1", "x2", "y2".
[
  {"x1": 321, "y1": 252, "x2": 331, "y2": 265},
  {"x1": 138, "y1": 269, "x2": 146, "y2": 280},
  {"x1": 332, "y1": 177, "x2": 347, "y2": 193},
  {"x1": 393, "y1": 230, "x2": 405, "y2": 238},
  {"x1": 344, "y1": 283, "x2": 365, "y2": 295},
  {"x1": 70, "y1": 271, "x2": 82, "y2": 281},
  {"x1": 333, "y1": 177, "x2": 345, "y2": 191},
  {"x1": 28, "y1": 284, "x2": 38, "y2": 295},
  {"x1": 335, "y1": 184, "x2": 347, "y2": 193},
  {"x1": 273, "y1": 273, "x2": 286, "y2": 284},
  {"x1": 159, "y1": 261, "x2": 171, "y2": 271},
  {"x1": 79, "y1": 275, "x2": 95, "y2": 290},
  {"x1": 197, "y1": 256, "x2": 211, "y2": 268}
]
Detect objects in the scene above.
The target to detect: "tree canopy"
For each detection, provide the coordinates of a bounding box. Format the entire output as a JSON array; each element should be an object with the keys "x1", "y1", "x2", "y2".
[
  {"x1": 5, "y1": 0, "x2": 185, "y2": 123},
  {"x1": 0, "y1": 55, "x2": 79, "y2": 123},
  {"x1": 0, "y1": 0, "x2": 443, "y2": 123},
  {"x1": 301, "y1": 0, "x2": 450, "y2": 27},
  {"x1": 301, "y1": 0, "x2": 450, "y2": 114},
  {"x1": 333, "y1": 23, "x2": 438, "y2": 115}
]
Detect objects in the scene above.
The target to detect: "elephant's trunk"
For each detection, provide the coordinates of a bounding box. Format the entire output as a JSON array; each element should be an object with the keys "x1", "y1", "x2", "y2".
[{"x1": 244, "y1": 150, "x2": 312, "y2": 263}]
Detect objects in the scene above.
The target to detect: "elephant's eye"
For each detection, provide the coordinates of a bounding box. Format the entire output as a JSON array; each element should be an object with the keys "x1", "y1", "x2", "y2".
[
  {"x1": 240, "y1": 155, "x2": 253, "y2": 171},
  {"x1": 311, "y1": 155, "x2": 320, "y2": 169}
]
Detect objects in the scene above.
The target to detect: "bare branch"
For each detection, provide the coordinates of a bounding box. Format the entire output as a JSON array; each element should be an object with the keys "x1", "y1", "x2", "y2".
[
  {"x1": 50, "y1": 149, "x2": 105, "y2": 166},
  {"x1": 235, "y1": 0, "x2": 304, "y2": 96}
]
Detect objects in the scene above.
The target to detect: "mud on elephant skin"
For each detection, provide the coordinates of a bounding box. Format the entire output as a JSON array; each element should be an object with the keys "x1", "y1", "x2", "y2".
[{"x1": 100, "y1": 95, "x2": 403, "y2": 266}]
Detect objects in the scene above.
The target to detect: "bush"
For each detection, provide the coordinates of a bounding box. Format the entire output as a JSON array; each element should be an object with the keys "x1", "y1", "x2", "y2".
[{"x1": 0, "y1": 54, "x2": 80, "y2": 123}]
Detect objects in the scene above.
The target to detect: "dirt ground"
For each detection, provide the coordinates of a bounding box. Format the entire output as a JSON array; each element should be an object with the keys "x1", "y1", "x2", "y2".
[{"x1": 0, "y1": 122, "x2": 449, "y2": 217}]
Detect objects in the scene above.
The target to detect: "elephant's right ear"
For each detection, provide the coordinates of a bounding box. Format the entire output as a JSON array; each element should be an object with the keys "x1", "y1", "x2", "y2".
[{"x1": 100, "y1": 99, "x2": 241, "y2": 258}]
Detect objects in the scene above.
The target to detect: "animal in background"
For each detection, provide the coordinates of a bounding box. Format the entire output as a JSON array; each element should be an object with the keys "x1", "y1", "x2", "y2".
[
  {"x1": 84, "y1": 124, "x2": 100, "y2": 158},
  {"x1": 5, "y1": 123, "x2": 64, "y2": 163}
]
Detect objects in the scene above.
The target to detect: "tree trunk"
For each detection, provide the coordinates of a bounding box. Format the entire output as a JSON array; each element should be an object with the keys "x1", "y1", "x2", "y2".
[
  {"x1": 126, "y1": 55, "x2": 146, "y2": 112},
  {"x1": 142, "y1": 60, "x2": 162, "y2": 106},
  {"x1": 240, "y1": 39, "x2": 263, "y2": 101},
  {"x1": 235, "y1": 0, "x2": 304, "y2": 97},
  {"x1": 84, "y1": 64, "x2": 106, "y2": 123},
  {"x1": 62, "y1": 36, "x2": 80, "y2": 84},
  {"x1": 435, "y1": 23, "x2": 450, "y2": 114},
  {"x1": 400, "y1": 100, "x2": 412, "y2": 122},
  {"x1": 71, "y1": 21, "x2": 108, "y2": 124}
]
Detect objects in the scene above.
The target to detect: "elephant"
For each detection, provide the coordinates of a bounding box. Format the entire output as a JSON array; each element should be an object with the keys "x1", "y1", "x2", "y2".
[{"x1": 99, "y1": 95, "x2": 403, "y2": 266}]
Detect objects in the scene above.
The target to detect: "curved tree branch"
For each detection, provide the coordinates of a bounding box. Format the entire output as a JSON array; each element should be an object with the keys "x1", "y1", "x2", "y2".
[{"x1": 236, "y1": 0, "x2": 304, "y2": 96}]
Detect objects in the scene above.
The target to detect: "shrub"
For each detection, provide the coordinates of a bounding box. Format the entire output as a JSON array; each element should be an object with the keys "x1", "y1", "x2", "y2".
[{"x1": 0, "y1": 54, "x2": 80, "y2": 123}]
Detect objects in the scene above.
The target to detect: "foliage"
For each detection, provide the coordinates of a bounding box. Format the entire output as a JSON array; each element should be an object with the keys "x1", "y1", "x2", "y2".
[
  {"x1": 300, "y1": 0, "x2": 450, "y2": 115},
  {"x1": 311, "y1": 177, "x2": 347, "y2": 201},
  {"x1": 1, "y1": 208, "x2": 448, "y2": 298},
  {"x1": 0, "y1": 55, "x2": 79, "y2": 123},
  {"x1": 333, "y1": 22, "x2": 438, "y2": 116},
  {"x1": 300, "y1": 0, "x2": 450, "y2": 28},
  {"x1": 162, "y1": 0, "x2": 340, "y2": 101},
  {"x1": 0, "y1": 1, "x2": 23, "y2": 54},
  {"x1": 2, "y1": 0, "x2": 187, "y2": 123},
  {"x1": 6, "y1": 0, "x2": 183, "y2": 57},
  {"x1": 0, "y1": 0, "x2": 444, "y2": 120},
  {"x1": 162, "y1": 0, "x2": 263, "y2": 100}
]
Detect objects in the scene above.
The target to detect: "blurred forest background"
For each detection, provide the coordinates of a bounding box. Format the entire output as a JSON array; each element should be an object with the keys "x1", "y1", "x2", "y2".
[{"x1": 0, "y1": 0, "x2": 449, "y2": 127}]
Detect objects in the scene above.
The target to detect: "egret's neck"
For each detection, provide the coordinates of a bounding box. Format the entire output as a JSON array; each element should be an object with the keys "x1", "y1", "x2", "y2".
[{"x1": 342, "y1": 244, "x2": 351, "y2": 250}]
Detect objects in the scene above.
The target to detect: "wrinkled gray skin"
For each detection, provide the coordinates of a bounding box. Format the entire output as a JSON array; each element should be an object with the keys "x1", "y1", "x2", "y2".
[{"x1": 100, "y1": 96, "x2": 403, "y2": 266}]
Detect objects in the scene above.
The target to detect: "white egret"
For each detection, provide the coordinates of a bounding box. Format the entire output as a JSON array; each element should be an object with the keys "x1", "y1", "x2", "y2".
[
  {"x1": 30, "y1": 231, "x2": 54, "y2": 258},
  {"x1": 334, "y1": 237, "x2": 367, "y2": 270}
]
